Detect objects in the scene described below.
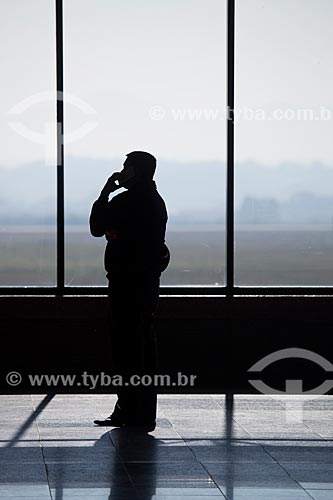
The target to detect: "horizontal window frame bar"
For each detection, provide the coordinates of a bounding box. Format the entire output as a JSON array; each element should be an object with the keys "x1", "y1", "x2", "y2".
[{"x1": 1, "y1": 286, "x2": 333, "y2": 296}]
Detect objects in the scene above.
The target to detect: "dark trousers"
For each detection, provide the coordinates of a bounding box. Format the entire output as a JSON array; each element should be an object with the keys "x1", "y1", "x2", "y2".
[{"x1": 107, "y1": 274, "x2": 160, "y2": 422}]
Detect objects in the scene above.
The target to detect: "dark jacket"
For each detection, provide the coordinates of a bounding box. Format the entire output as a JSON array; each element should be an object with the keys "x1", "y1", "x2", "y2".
[{"x1": 89, "y1": 179, "x2": 170, "y2": 279}]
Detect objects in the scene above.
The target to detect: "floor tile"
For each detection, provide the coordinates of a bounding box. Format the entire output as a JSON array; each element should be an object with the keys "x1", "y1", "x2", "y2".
[
  {"x1": 306, "y1": 491, "x2": 333, "y2": 499},
  {"x1": 0, "y1": 484, "x2": 50, "y2": 497},
  {"x1": 220, "y1": 486, "x2": 312, "y2": 499}
]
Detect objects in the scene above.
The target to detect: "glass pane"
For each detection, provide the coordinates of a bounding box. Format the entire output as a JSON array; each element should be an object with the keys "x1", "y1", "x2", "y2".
[
  {"x1": 0, "y1": 0, "x2": 56, "y2": 286},
  {"x1": 235, "y1": 0, "x2": 333, "y2": 286},
  {"x1": 64, "y1": 0, "x2": 226, "y2": 287}
]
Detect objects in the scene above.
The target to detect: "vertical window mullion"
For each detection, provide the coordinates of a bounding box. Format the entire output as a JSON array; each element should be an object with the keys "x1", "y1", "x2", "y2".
[
  {"x1": 56, "y1": 0, "x2": 65, "y2": 294},
  {"x1": 226, "y1": 0, "x2": 235, "y2": 296}
]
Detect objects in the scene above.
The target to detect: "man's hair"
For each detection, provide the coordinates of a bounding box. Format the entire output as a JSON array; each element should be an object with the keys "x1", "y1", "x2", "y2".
[{"x1": 126, "y1": 151, "x2": 156, "y2": 180}]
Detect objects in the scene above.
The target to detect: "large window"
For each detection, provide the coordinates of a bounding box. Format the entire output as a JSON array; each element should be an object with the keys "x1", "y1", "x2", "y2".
[
  {"x1": 0, "y1": 0, "x2": 56, "y2": 286},
  {"x1": 64, "y1": 0, "x2": 226, "y2": 286},
  {"x1": 235, "y1": 0, "x2": 333, "y2": 286},
  {"x1": 1, "y1": 0, "x2": 333, "y2": 294}
]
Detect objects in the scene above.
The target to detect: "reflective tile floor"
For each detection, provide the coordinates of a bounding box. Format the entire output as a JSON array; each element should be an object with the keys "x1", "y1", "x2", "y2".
[{"x1": 0, "y1": 395, "x2": 332, "y2": 499}]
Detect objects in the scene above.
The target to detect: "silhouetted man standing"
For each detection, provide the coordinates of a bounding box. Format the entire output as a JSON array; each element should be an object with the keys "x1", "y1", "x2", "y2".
[{"x1": 90, "y1": 151, "x2": 169, "y2": 430}]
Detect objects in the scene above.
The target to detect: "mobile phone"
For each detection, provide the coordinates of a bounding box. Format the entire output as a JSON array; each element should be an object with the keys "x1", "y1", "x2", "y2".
[{"x1": 117, "y1": 165, "x2": 136, "y2": 186}]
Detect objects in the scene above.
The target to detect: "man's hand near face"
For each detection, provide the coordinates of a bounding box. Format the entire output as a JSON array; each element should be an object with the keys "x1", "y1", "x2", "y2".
[{"x1": 99, "y1": 172, "x2": 121, "y2": 199}]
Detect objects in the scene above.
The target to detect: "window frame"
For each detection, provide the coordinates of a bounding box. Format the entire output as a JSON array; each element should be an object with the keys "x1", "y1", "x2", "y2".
[{"x1": 1, "y1": 0, "x2": 333, "y2": 297}]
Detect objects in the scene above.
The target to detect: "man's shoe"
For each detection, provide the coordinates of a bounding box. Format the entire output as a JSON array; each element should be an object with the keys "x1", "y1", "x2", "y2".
[
  {"x1": 93, "y1": 415, "x2": 125, "y2": 427},
  {"x1": 94, "y1": 416, "x2": 156, "y2": 431}
]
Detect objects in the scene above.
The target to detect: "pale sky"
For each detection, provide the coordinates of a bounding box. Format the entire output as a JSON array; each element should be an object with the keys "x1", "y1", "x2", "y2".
[{"x1": 1, "y1": 0, "x2": 333, "y2": 167}]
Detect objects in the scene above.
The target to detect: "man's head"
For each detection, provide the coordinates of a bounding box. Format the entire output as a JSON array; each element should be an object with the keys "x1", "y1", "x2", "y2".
[{"x1": 120, "y1": 151, "x2": 156, "y2": 189}]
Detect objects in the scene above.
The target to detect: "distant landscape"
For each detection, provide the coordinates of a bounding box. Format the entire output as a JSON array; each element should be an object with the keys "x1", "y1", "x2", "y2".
[
  {"x1": 1, "y1": 158, "x2": 333, "y2": 287},
  {"x1": 1, "y1": 157, "x2": 333, "y2": 225}
]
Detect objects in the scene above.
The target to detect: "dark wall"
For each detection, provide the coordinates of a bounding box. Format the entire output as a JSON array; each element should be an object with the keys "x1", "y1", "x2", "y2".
[{"x1": 1, "y1": 296, "x2": 333, "y2": 394}]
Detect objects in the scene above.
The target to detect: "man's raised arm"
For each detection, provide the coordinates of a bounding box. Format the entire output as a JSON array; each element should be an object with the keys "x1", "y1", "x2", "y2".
[{"x1": 89, "y1": 173, "x2": 120, "y2": 237}]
